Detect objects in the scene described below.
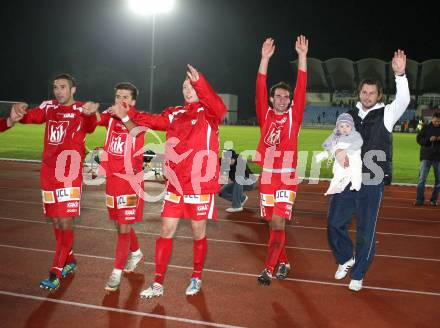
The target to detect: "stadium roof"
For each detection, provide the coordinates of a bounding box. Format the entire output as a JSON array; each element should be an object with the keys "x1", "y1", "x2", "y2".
[{"x1": 291, "y1": 58, "x2": 440, "y2": 95}]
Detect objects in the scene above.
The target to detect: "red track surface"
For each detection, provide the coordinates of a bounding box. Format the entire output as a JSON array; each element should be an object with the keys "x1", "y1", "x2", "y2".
[{"x1": 0, "y1": 161, "x2": 439, "y2": 327}]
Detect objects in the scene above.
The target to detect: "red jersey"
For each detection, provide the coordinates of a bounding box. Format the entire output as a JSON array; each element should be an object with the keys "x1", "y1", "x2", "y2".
[
  {"x1": 0, "y1": 118, "x2": 8, "y2": 132},
  {"x1": 131, "y1": 74, "x2": 227, "y2": 195},
  {"x1": 19, "y1": 100, "x2": 97, "y2": 167},
  {"x1": 255, "y1": 70, "x2": 307, "y2": 170},
  {"x1": 98, "y1": 108, "x2": 145, "y2": 176}
]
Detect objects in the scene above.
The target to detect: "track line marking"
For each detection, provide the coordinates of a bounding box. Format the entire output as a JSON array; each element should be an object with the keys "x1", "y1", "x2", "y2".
[
  {"x1": 0, "y1": 243, "x2": 439, "y2": 297},
  {"x1": 0, "y1": 290, "x2": 242, "y2": 328},
  {"x1": 1, "y1": 217, "x2": 439, "y2": 262}
]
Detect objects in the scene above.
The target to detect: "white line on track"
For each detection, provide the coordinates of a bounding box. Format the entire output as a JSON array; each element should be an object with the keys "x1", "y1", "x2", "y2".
[
  {"x1": 0, "y1": 290, "x2": 243, "y2": 328},
  {"x1": 1, "y1": 216, "x2": 439, "y2": 262},
  {"x1": 0, "y1": 243, "x2": 439, "y2": 297}
]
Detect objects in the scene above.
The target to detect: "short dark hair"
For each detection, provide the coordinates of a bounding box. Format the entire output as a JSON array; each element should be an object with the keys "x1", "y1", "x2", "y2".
[
  {"x1": 270, "y1": 82, "x2": 293, "y2": 100},
  {"x1": 53, "y1": 73, "x2": 76, "y2": 88},
  {"x1": 358, "y1": 78, "x2": 383, "y2": 97},
  {"x1": 433, "y1": 112, "x2": 440, "y2": 119},
  {"x1": 114, "y1": 82, "x2": 139, "y2": 100}
]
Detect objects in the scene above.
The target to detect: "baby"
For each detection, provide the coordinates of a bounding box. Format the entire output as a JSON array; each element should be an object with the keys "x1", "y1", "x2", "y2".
[{"x1": 316, "y1": 113, "x2": 363, "y2": 195}]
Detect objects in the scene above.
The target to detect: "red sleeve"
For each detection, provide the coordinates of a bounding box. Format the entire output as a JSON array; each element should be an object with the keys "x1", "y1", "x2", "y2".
[
  {"x1": 0, "y1": 118, "x2": 8, "y2": 132},
  {"x1": 131, "y1": 109, "x2": 171, "y2": 131},
  {"x1": 82, "y1": 113, "x2": 97, "y2": 134},
  {"x1": 19, "y1": 106, "x2": 46, "y2": 124},
  {"x1": 191, "y1": 74, "x2": 227, "y2": 124},
  {"x1": 98, "y1": 112, "x2": 111, "y2": 127},
  {"x1": 291, "y1": 69, "x2": 307, "y2": 131},
  {"x1": 255, "y1": 73, "x2": 269, "y2": 128}
]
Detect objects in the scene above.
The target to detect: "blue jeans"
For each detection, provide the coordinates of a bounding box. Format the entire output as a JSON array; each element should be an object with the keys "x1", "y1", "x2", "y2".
[
  {"x1": 327, "y1": 183, "x2": 384, "y2": 280},
  {"x1": 219, "y1": 181, "x2": 256, "y2": 208},
  {"x1": 416, "y1": 160, "x2": 440, "y2": 203}
]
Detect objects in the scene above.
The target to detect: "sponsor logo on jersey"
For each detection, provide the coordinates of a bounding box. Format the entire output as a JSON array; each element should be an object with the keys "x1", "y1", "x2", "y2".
[
  {"x1": 108, "y1": 132, "x2": 127, "y2": 155},
  {"x1": 116, "y1": 194, "x2": 137, "y2": 208},
  {"x1": 67, "y1": 201, "x2": 79, "y2": 208},
  {"x1": 62, "y1": 113, "x2": 75, "y2": 119},
  {"x1": 55, "y1": 187, "x2": 81, "y2": 202},
  {"x1": 275, "y1": 190, "x2": 296, "y2": 204},
  {"x1": 260, "y1": 193, "x2": 275, "y2": 207},
  {"x1": 276, "y1": 117, "x2": 287, "y2": 124},
  {"x1": 264, "y1": 122, "x2": 282, "y2": 146},
  {"x1": 124, "y1": 209, "x2": 136, "y2": 216},
  {"x1": 48, "y1": 120, "x2": 69, "y2": 144},
  {"x1": 183, "y1": 194, "x2": 210, "y2": 204}
]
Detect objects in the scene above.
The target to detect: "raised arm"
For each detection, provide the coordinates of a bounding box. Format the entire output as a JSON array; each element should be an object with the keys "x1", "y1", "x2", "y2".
[
  {"x1": 384, "y1": 50, "x2": 411, "y2": 132},
  {"x1": 16, "y1": 102, "x2": 46, "y2": 124},
  {"x1": 256, "y1": 38, "x2": 275, "y2": 127},
  {"x1": 187, "y1": 64, "x2": 227, "y2": 123},
  {"x1": 292, "y1": 35, "x2": 308, "y2": 128}
]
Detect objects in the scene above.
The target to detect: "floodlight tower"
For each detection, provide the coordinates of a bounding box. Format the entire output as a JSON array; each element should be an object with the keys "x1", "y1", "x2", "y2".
[{"x1": 129, "y1": 0, "x2": 175, "y2": 112}]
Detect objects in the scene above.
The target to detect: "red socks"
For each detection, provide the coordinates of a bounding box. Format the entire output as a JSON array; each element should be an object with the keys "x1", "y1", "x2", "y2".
[
  {"x1": 192, "y1": 237, "x2": 208, "y2": 279},
  {"x1": 129, "y1": 228, "x2": 139, "y2": 252},
  {"x1": 278, "y1": 245, "x2": 289, "y2": 264},
  {"x1": 51, "y1": 229, "x2": 74, "y2": 277},
  {"x1": 114, "y1": 232, "x2": 131, "y2": 270},
  {"x1": 154, "y1": 237, "x2": 173, "y2": 284},
  {"x1": 265, "y1": 230, "x2": 286, "y2": 274}
]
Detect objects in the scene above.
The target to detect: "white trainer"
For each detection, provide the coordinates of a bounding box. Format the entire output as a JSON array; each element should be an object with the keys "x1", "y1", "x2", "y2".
[
  {"x1": 140, "y1": 282, "x2": 164, "y2": 299},
  {"x1": 124, "y1": 250, "x2": 144, "y2": 273},
  {"x1": 348, "y1": 279, "x2": 363, "y2": 291},
  {"x1": 105, "y1": 271, "x2": 121, "y2": 291},
  {"x1": 334, "y1": 257, "x2": 355, "y2": 280},
  {"x1": 185, "y1": 278, "x2": 202, "y2": 296},
  {"x1": 225, "y1": 207, "x2": 243, "y2": 213},
  {"x1": 241, "y1": 195, "x2": 249, "y2": 207}
]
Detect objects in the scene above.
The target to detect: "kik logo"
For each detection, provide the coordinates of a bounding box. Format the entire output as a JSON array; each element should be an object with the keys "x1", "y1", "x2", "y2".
[
  {"x1": 264, "y1": 123, "x2": 282, "y2": 146},
  {"x1": 48, "y1": 121, "x2": 69, "y2": 144},
  {"x1": 109, "y1": 133, "x2": 126, "y2": 155}
]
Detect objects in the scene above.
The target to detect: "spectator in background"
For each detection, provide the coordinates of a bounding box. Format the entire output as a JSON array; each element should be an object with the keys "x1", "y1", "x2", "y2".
[
  {"x1": 415, "y1": 112, "x2": 440, "y2": 206},
  {"x1": 219, "y1": 149, "x2": 257, "y2": 212}
]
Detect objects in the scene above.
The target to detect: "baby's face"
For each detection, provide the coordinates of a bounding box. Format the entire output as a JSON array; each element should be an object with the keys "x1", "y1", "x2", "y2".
[{"x1": 337, "y1": 122, "x2": 352, "y2": 135}]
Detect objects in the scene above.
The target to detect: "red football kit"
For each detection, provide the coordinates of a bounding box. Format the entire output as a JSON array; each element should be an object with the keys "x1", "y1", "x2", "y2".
[
  {"x1": 98, "y1": 108, "x2": 146, "y2": 224},
  {"x1": 19, "y1": 100, "x2": 97, "y2": 217},
  {"x1": 0, "y1": 118, "x2": 8, "y2": 132},
  {"x1": 131, "y1": 74, "x2": 227, "y2": 220},
  {"x1": 255, "y1": 70, "x2": 307, "y2": 220}
]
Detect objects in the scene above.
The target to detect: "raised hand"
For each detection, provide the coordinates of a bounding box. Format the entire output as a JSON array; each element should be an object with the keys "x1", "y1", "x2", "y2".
[
  {"x1": 261, "y1": 38, "x2": 275, "y2": 59},
  {"x1": 82, "y1": 101, "x2": 100, "y2": 116},
  {"x1": 295, "y1": 35, "x2": 308, "y2": 57},
  {"x1": 392, "y1": 49, "x2": 406, "y2": 76},
  {"x1": 10, "y1": 102, "x2": 27, "y2": 122},
  {"x1": 186, "y1": 64, "x2": 200, "y2": 82},
  {"x1": 108, "y1": 103, "x2": 128, "y2": 119}
]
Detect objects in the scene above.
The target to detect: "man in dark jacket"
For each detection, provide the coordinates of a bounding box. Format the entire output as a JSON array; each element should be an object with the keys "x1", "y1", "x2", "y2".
[
  {"x1": 415, "y1": 112, "x2": 440, "y2": 206},
  {"x1": 219, "y1": 149, "x2": 257, "y2": 212}
]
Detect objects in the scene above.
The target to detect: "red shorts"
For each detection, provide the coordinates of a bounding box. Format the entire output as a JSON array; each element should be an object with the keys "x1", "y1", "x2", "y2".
[
  {"x1": 40, "y1": 164, "x2": 83, "y2": 218},
  {"x1": 259, "y1": 171, "x2": 298, "y2": 220},
  {"x1": 105, "y1": 175, "x2": 144, "y2": 224},
  {"x1": 161, "y1": 192, "x2": 217, "y2": 220}
]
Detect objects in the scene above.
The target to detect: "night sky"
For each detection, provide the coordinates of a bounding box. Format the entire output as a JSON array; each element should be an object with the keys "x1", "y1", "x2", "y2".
[{"x1": 0, "y1": 0, "x2": 438, "y2": 118}]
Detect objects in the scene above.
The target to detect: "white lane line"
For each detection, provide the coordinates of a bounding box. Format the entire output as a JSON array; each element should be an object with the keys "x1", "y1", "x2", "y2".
[
  {"x1": 0, "y1": 290, "x2": 242, "y2": 328},
  {"x1": 0, "y1": 243, "x2": 439, "y2": 297},
  {"x1": 1, "y1": 217, "x2": 439, "y2": 263}
]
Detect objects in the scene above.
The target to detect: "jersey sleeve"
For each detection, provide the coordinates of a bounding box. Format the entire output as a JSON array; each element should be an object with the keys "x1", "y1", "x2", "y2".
[
  {"x1": 291, "y1": 70, "x2": 307, "y2": 132},
  {"x1": 191, "y1": 74, "x2": 227, "y2": 124},
  {"x1": 98, "y1": 111, "x2": 112, "y2": 127},
  {"x1": 131, "y1": 109, "x2": 171, "y2": 131},
  {"x1": 19, "y1": 102, "x2": 48, "y2": 124},
  {"x1": 82, "y1": 112, "x2": 97, "y2": 134},
  {"x1": 255, "y1": 73, "x2": 269, "y2": 128},
  {"x1": 0, "y1": 118, "x2": 8, "y2": 132}
]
